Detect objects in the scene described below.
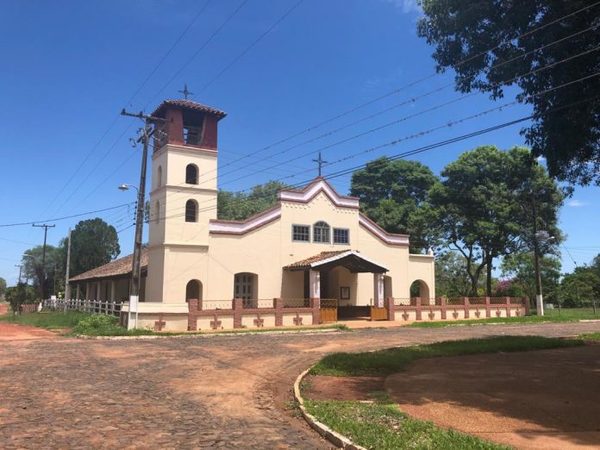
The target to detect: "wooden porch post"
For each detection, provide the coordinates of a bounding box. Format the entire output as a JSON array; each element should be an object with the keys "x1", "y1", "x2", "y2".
[{"x1": 373, "y1": 273, "x2": 384, "y2": 308}]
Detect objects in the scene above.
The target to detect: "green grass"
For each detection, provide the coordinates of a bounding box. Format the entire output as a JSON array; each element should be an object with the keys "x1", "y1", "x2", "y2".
[
  {"x1": 408, "y1": 308, "x2": 599, "y2": 328},
  {"x1": 0, "y1": 310, "x2": 90, "y2": 329},
  {"x1": 579, "y1": 332, "x2": 600, "y2": 341},
  {"x1": 310, "y1": 335, "x2": 582, "y2": 376},
  {"x1": 304, "y1": 397, "x2": 508, "y2": 450}
]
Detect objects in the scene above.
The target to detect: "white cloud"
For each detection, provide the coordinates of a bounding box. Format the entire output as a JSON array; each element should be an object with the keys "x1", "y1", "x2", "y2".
[
  {"x1": 381, "y1": 0, "x2": 422, "y2": 14},
  {"x1": 566, "y1": 199, "x2": 589, "y2": 208}
]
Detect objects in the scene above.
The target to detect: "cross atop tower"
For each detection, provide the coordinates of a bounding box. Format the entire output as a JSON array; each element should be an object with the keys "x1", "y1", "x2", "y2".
[
  {"x1": 312, "y1": 151, "x2": 327, "y2": 177},
  {"x1": 178, "y1": 83, "x2": 194, "y2": 99}
]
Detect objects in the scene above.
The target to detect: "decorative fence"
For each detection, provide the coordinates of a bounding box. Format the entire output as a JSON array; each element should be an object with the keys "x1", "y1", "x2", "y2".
[
  {"x1": 187, "y1": 297, "x2": 320, "y2": 331},
  {"x1": 42, "y1": 298, "x2": 123, "y2": 317},
  {"x1": 386, "y1": 296, "x2": 529, "y2": 322}
]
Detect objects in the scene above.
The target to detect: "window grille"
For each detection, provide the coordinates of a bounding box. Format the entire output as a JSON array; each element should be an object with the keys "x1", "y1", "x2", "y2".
[{"x1": 292, "y1": 225, "x2": 310, "y2": 242}]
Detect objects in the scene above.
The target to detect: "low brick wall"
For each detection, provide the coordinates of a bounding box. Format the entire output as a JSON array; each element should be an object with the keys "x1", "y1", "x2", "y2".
[
  {"x1": 385, "y1": 296, "x2": 529, "y2": 323},
  {"x1": 187, "y1": 298, "x2": 320, "y2": 331}
]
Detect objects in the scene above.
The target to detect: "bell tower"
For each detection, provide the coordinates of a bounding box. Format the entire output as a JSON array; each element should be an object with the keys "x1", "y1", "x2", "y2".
[{"x1": 146, "y1": 99, "x2": 227, "y2": 303}]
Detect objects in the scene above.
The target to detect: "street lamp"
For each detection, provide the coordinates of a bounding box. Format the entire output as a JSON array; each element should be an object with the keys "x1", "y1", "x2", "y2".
[
  {"x1": 118, "y1": 183, "x2": 138, "y2": 193},
  {"x1": 118, "y1": 182, "x2": 142, "y2": 329}
]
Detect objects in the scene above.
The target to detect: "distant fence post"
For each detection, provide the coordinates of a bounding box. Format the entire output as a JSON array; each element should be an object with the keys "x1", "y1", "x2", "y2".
[
  {"x1": 385, "y1": 297, "x2": 395, "y2": 321},
  {"x1": 233, "y1": 298, "x2": 243, "y2": 328},
  {"x1": 463, "y1": 297, "x2": 470, "y2": 319},
  {"x1": 274, "y1": 298, "x2": 283, "y2": 326},
  {"x1": 440, "y1": 297, "x2": 447, "y2": 320}
]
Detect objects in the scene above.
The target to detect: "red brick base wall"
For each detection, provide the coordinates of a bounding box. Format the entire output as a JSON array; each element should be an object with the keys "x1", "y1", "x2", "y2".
[{"x1": 187, "y1": 298, "x2": 320, "y2": 331}]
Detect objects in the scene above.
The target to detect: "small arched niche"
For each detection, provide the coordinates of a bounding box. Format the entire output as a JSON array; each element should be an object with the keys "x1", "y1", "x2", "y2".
[{"x1": 185, "y1": 279, "x2": 203, "y2": 302}]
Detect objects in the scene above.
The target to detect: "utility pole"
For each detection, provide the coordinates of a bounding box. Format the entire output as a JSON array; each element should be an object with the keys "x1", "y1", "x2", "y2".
[
  {"x1": 64, "y1": 228, "x2": 72, "y2": 311},
  {"x1": 120, "y1": 109, "x2": 165, "y2": 328},
  {"x1": 32, "y1": 223, "x2": 55, "y2": 299},
  {"x1": 15, "y1": 264, "x2": 23, "y2": 284}
]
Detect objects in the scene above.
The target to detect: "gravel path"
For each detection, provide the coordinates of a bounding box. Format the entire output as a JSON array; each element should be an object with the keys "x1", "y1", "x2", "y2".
[{"x1": 1, "y1": 322, "x2": 598, "y2": 449}]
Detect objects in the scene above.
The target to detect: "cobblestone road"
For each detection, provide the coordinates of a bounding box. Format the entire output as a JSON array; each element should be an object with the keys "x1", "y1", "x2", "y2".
[{"x1": 1, "y1": 322, "x2": 598, "y2": 449}]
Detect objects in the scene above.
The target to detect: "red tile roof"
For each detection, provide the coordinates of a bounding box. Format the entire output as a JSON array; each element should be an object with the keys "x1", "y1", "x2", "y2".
[
  {"x1": 69, "y1": 249, "x2": 148, "y2": 282},
  {"x1": 284, "y1": 251, "x2": 348, "y2": 269},
  {"x1": 151, "y1": 99, "x2": 227, "y2": 119}
]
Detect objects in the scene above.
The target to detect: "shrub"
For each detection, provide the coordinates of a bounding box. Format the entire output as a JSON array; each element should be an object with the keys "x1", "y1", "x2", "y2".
[{"x1": 72, "y1": 314, "x2": 121, "y2": 335}]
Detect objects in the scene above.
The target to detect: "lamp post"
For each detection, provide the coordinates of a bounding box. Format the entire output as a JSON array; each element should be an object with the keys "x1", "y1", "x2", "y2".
[{"x1": 118, "y1": 183, "x2": 142, "y2": 329}]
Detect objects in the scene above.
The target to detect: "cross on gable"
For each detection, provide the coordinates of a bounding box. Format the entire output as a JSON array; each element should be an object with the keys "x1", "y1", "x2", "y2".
[
  {"x1": 254, "y1": 314, "x2": 264, "y2": 328},
  {"x1": 293, "y1": 313, "x2": 303, "y2": 326},
  {"x1": 210, "y1": 314, "x2": 222, "y2": 330},
  {"x1": 178, "y1": 83, "x2": 194, "y2": 99},
  {"x1": 154, "y1": 314, "x2": 166, "y2": 331},
  {"x1": 312, "y1": 151, "x2": 328, "y2": 177}
]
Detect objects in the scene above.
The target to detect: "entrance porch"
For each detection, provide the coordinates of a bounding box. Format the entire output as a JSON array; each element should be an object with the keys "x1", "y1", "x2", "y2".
[{"x1": 283, "y1": 250, "x2": 389, "y2": 322}]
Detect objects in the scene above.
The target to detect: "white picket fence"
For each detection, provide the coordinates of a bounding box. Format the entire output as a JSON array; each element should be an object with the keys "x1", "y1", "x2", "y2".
[{"x1": 43, "y1": 298, "x2": 123, "y2": 317}]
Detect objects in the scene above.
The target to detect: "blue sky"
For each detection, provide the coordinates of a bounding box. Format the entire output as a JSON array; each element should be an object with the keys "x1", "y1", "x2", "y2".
[{"x1": 1, "y1": 0, "x2": 598, "y2": 285}]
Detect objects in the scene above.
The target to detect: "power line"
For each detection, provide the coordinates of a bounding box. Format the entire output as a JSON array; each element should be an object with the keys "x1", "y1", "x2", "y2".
[
  {"x1": 61, "y1": 1, "x2": 598, "y2": 221},
  {"x1": 40, "y1": 1, "x2": 215, "y2": 219},
  {"x1": 205, "y1": 1, "x2": 600, "y2": 179},
  {"x1": 216, "y1": 48, "x2": 600, "y2": 187},
  {"x1": 0, "y1": 203, "x2": 133, "y2": 228},
  {"x1": 150, "y1": 93, "x2": 598, "y2": 223},
  {"x1": 141, "y1": 0, "x2": 250, "y2": 107},
  {"x1": 198, "y1": 0, "x2": 305, "y2": 93},
  {"x1": 151, "y1": 69, "x2": 600, "y2": 222}
]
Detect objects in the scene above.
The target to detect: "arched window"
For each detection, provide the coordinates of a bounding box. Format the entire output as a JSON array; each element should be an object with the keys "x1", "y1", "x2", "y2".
[
  {"x1": 313, "y1": 221, "x2": 330, "y2": 243},
  {"x1": 154, "y1": 200, "x2": 160, "y2": 224},
  {"x1": 157, "y1": 166, "x2": 162, "y2": 188},
  {"x1": 185, "y1": 199, "x2": 198, "y2": 222},
  {"x1": 186, "y1": 164, "x2": 198, "y2": 184},
  {"x1": 186, "y1": 279, "x2": 203, "y2": 302}
]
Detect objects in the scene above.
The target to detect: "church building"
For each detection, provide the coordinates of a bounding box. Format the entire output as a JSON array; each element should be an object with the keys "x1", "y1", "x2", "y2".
[{"x1": 70, "y1": 98, "x2": 436, "y2": 331}]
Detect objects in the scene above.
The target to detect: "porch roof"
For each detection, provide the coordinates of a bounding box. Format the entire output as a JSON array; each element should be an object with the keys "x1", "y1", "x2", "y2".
[
  {"x1": 69, "y1": 249, "x2": 148, "y2": 282},
  {"x1": 284, "y1": 250, "x2": 388, "y2": 273}
]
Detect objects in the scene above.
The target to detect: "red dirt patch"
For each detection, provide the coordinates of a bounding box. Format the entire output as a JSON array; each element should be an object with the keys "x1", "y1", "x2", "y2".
[
  {"x1": 303, "y1": 375, "x2": 384, "y2": 401},
  {"x1": 386, "y1": 345, "x2": 600, "y2": 449},
  {"x1": 0, "y1": 304, "x2": 8, "y2": 315},
  {"x1": 0, "y1": 322, "x2": 58, "y2": 341}
]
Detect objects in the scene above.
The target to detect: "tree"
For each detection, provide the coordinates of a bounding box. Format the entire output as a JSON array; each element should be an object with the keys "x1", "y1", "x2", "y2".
[
  {"x1": 558, "y1": 267, "x2": 600, "y2": 308},
  {"x1": 430, "y1": 146, "x2": 563, "y2": 296},
  {"x1": 435, "y1": 251, "x2": 475, "y2": 298},
  {"x1": 5, "y1": 283, "x2": 37, "y2": 314},
  {"x1": 22, "y1": 245, "x2": 62, "y2": 300},
  {"x1": 499, "y1": 253, "x2": 562, "y2": 304},
  {"x1": 350, "y1": 157, "x2": 439, "y2": 252},
  {"x1": 0, "y1": 277, "x2": 6, "y2": 300},
  {"x1": 418, "y1": 0, "x2": 600, "y2": 185},
  {"x1": 218, "y1": 181, "x2": 289, "y2": 221},
  {"x1": 67, "y1": 218, "x2": 120, "y2": 277}
]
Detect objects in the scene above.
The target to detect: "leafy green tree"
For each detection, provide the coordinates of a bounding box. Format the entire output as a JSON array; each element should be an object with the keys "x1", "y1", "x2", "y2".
[
  {"x1": 218, "y1": 181, "x2": 289, "y2": 221},
  {"x1": 0, "y1": 277, "x2": 6, "y2": 300},
  {"x1": 5, "y1": 283, "x2": 37, "y2": 314},
  {"x1": 558, "y1": 267, "x2": 600, "y2": 308},
  {"x1": 431, "y1": 146, "x2": 563, "y2": 296},
  {"x1": 500, "y1": 253, "x2": 561, "y2": 304},
  {"x1": 418, "y1": 0, "x2": 600, "y2": 185},
  {"x1": 22, "y1": 245, "x2": 62, "y2": 299},
  {"x1": 67, "y1": 218, "x2": 120, "y2": 277},
  {"x1": 435, "y1": 251, "x2": 475, "y2": 298},
  {"x1": 350, "y1": 157, "x2": 439, "y2": 252}
]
